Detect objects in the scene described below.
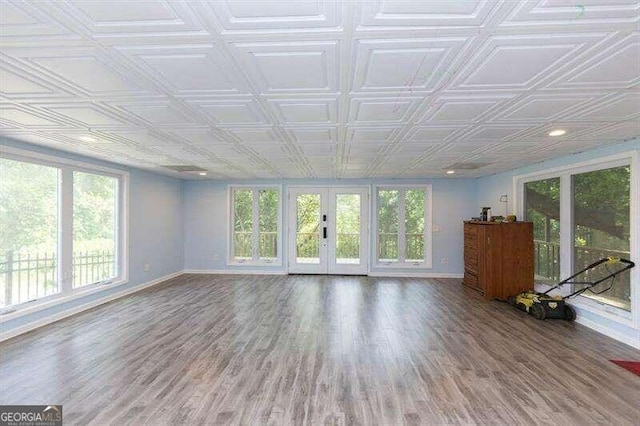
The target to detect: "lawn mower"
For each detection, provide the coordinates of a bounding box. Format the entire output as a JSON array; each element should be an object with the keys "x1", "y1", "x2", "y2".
[{"x1": 508, "y1": 257, "x2": 635, "y2": 321}]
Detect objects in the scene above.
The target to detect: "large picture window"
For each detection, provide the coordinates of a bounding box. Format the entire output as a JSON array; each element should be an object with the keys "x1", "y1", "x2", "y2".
[
  {"x1": 518, "y1": 155, "x2": 636, "y2": 315},
  {"x1": 525, "y1": 177, "x2": 560, "y2": 284},
  {"x1": 0, "y1": 150, "x2": 127, "y2": 311},
  {"x1": 572, "y1": 165, "x2": 631, "y2": 310},
  {"x1": 375, "y1": 186, "x2": 432, "y2": 267},
  {"x1": 229, "y1": 186, "x2": 280, "y2": 265}
]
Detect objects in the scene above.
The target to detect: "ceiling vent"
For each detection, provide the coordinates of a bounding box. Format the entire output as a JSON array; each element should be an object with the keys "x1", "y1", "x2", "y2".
[
  {"x1": 162, "y1": 165, "x2": 208, "y2": 173},
  {"x1": 444, "y1": 162, "x2": 492, "y2": 171}
]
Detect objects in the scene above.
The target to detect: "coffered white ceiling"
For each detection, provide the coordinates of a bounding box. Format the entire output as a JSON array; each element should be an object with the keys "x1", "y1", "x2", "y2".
[{"x1": 0, "y1": 0, "x2": 639, "y2": 179}]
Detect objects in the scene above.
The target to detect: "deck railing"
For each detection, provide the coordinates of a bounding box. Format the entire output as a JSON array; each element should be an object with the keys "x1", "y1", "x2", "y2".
[
  {"x1": 533, "y1": 240, "x2": 631, "y2": 308},
  {"x1": 0, "y1": 250, "x2": 115, "y2": 307}
]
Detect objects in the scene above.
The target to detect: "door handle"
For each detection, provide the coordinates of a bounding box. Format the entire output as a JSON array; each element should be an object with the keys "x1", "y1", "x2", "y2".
[{"x1": 323, "y1": 227, "x2": 327, "y2": 239}]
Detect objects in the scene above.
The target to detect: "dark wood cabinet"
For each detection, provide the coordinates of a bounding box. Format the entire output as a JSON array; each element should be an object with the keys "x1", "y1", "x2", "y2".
[{"x1": 463, "y1": 221, "x2": 534, "y2": 300}]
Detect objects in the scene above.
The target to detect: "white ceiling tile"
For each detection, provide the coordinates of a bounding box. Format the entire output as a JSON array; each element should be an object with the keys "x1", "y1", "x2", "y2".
[
  {"x1": 0, "y1": 68, "x2": 52, "y2": 94},
  {"x1": 45, "y1": 105, "x2": 124, "y2": 126},
  {"x1": 208, "y1": 0, "x2": 339, "y2": 33},
  {"x1": 353, "y1": 38, "x2": 467, "y2": 92},
  {"x1": 0, "y1": 108, "x2": 65, "y2": 127},
  {"x1": 0, "y1": 1, "x2": 637, "y2": 179},
  {"x1": 232, "y1": 41, "x2": 338, "y2": 93},
  {"x1": 118, "y1": 103, "x2": 195, "y2": 125},
  {"x1": 269, "y1": 99, "x2": 337, "y2": 124},
  {"x1": 27, "y1": 53, "x2": 145, "y2": 93}
]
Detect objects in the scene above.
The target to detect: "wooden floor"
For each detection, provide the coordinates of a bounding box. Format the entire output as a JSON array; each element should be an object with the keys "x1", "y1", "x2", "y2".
[{"x1": 1, "y1": 275, "x2": 639, "y2": 425}]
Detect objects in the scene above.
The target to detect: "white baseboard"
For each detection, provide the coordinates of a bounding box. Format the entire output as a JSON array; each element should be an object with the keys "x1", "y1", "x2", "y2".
[
  {"x1": 574, "y1": 315, "x2": 640, "y2": 350},
  {"x1": 184, "y1": 269, "x2": 287, "y2": 275},
  {"x1": 0, "y1": 271, "x2": 184, "y2": 342},
  {"x1": 368, "y1": 271, "x2": 464, "y2": 279}
]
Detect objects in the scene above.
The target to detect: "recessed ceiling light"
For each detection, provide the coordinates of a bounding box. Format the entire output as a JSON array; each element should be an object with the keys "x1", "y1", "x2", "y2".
[
  {"x1": 198, "y1": 172, "x2": 207, "y2": 176},
  {"x1": 446, "y1": 170, "x2": 456, "y2": 175},
  {"x1": 548, "y1": 129, "x2": 566, "y2": 137},
  {"x1": 78, "y1": 135, "x2": 97, "y2": 142}
]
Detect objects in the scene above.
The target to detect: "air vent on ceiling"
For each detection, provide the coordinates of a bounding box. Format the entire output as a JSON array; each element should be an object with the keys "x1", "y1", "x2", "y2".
[
  {"x1": 444, "y1": 162, "x2": 492, "y2": 171},
  {"x1": 162, "y1": 165, "x2": 208, "y2": 173}
]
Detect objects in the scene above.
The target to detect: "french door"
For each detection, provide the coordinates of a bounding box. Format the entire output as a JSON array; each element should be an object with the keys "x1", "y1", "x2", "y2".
[{"x1": 288, "y1": 187, "x2": 369, "y2": 275}]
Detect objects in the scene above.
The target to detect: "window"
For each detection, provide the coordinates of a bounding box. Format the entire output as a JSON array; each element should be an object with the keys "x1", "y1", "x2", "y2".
[
  {"x1": 375, "y1": 186, "x2": 432, "y2": 267},
  {"x1": 230, "y1": 186, "x2": 280, "y2": 264},
  {"x1": 0, "y1": 150, "x2": 128, "y2": 311},
  {"x1": 73, "y1": 171, "x2": 118, "y2": 288},
  {"x1": 525, "y1": 177, "x2": 560, "y2": 284},
  {"x1": 572, "y1": 165, "x2": 631, "y2": 310},
  {"x1": 518, "y1": 155, "x2": 636, "y2": 315},
  {"x1": 1, "y1": 158, "x2": 60, "y2": 307}
]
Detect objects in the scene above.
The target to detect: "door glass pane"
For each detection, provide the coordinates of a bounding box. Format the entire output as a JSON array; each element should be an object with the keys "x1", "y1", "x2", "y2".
[
  {"x1": 73, "y1": 172, "x2": 117, "y2": 288},
  {"x1": 573, "y1": 166, "x2": 631, "y2": 311},
  {"x1": 377, "y1": 189, "x2": 398, "y2": 262},
  {"x1": 335, "y1": 194, "x2": 360, "y2": 265},
  {"x1": 0, "y1": 158, "x2": 59, "y2": 307},
  {"x1": 233, "y1": 189, "x2": 253, "y2": 261},
  {"x1": 258, "y1": 189, "x2": 278, "y2": 260},
  {"x1": 405, "y1": 190, "x2": 425, "y2": 262},
  {"x1": 296, "y1": 194, "x2": 320, "y2": 264},
  {"x1": 524, "y1": 178, "x2": 560, "y2": 284}
]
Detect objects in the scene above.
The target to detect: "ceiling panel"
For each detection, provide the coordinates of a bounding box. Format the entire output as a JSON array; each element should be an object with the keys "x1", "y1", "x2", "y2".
[{"x1": 0, "y1": 0, "x2": 638, "y2": 179}]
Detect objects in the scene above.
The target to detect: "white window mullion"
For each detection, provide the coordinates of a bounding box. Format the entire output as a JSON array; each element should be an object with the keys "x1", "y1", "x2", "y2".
[
  {"x1": 252, "y1": 189, "x2": 260, "y2": 261},
  {"x1": 59, "y1": 168, "x2": 73, "y2": 293},
  {"x1": 398, "y1": 190, "x2": 407, "y2": 263},
  {"x1": 559, "y1": 173, "x2": 573, "y2": 286}
]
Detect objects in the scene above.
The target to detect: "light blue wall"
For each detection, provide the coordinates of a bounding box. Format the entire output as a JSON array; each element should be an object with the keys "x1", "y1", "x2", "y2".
[
  {"x1": 184, "y1": 178, "x2": 478, "y2": 275},
  {"x1": 477, "y1": 139, "x2": 640, "y2": 214},
  {"x1": 0, "y1": 138, "x2": 184, "y2": 334},
  {"x1": 475, "y1": 138, "x2": 640, "y2": 349}
]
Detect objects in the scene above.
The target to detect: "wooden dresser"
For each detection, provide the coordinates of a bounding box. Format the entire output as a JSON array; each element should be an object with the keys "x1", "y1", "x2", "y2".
[{"x1": 463, "y1": 221, "x2": 534, "y2": 300}]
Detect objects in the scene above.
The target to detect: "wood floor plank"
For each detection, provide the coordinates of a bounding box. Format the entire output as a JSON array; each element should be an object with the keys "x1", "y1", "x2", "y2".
[{"x1": 1, "y1": 274, "x2": 639, "y2": 425}]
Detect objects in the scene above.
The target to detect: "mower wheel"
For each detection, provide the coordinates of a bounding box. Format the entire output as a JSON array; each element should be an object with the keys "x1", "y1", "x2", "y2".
[
  {"x1": 564, "y1": 305, "x2": 576, "y2": 322},
  {"x1": 507, "y1": 295, "x2": 516, "y2": 306},
  {"x1": 531, "y1": 303, "x2": 546, "y2": 320}
]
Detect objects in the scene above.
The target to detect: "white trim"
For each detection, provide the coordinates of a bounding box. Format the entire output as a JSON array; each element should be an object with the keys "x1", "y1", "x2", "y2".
[
  {"x1": 368, "y1": 272, "x2": 463, "y2": 279},
  {"x1": 184, "y1": 269, "x2": 287, "y2": 275},
  {"x1": 574, "y1": 315, "x2": 639, "y2": 350},
  {"x1": 0, "y1": 271, "x2": 183, "y2": 342}
]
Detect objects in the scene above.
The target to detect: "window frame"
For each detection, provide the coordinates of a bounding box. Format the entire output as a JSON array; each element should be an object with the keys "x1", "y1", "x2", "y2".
[
  {"x1": 0, "y1": 145, "x2": 130, "y2": 316},
  {"x1": 227, "y1": 184, "x2": 282, "y2": 266},
  {"x1": 372, "y1": 184, "x2": 433, "y2": 268},
  {"x1": 514, "y1": 151, "x2": 639, "y2": 327}
]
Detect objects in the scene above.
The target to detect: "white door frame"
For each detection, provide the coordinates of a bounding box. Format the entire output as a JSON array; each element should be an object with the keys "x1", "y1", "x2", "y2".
[{"x1": 287, "y1": 186, "x2": 369, "y2": 275}]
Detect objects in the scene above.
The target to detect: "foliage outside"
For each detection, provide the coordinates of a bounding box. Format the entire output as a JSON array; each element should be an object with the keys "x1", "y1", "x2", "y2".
[{"x1": 525, "y1": 166, "x2": 631, "y2": 310}]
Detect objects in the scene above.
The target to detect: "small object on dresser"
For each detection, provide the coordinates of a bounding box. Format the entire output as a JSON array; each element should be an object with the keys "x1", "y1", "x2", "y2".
[
  {"x1": 506, "y1": 214, "x2": 517, "y2": 222},
  {"x1": 491, "y1": 216, "x2": 504, "y2": 223},
  {"x1": 481, "y1": 207, "x2": 491, "y2": 221}
]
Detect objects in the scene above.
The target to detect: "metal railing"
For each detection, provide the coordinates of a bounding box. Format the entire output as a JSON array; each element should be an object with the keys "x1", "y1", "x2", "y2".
[
  {"x1": 234, "y1": 231, "x2": 278, "y2": 259},
  {"x1": 533, "y1": 240, "x2": 631, "y2": 308},
  {"x1": 0, "y1": 250, "x2": 115, "y2": 307},
  {"x1": 378, "y1": 233, "x2": 424, "y2": 261},
  {"x1": 533, "y1": 240, "x2": 561, "y2": 282}
]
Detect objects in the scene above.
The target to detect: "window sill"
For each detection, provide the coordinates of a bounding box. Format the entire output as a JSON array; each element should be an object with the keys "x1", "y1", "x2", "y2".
[
  {"x1": 374, "y1": 262, "x2": 432, "y2": 269},
  {"x1": 227, "y1": 260, "x2": 282, "y2": 267},
  {"x1": 0, "y1": 279, "x2": 128, "y2": 324}
]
